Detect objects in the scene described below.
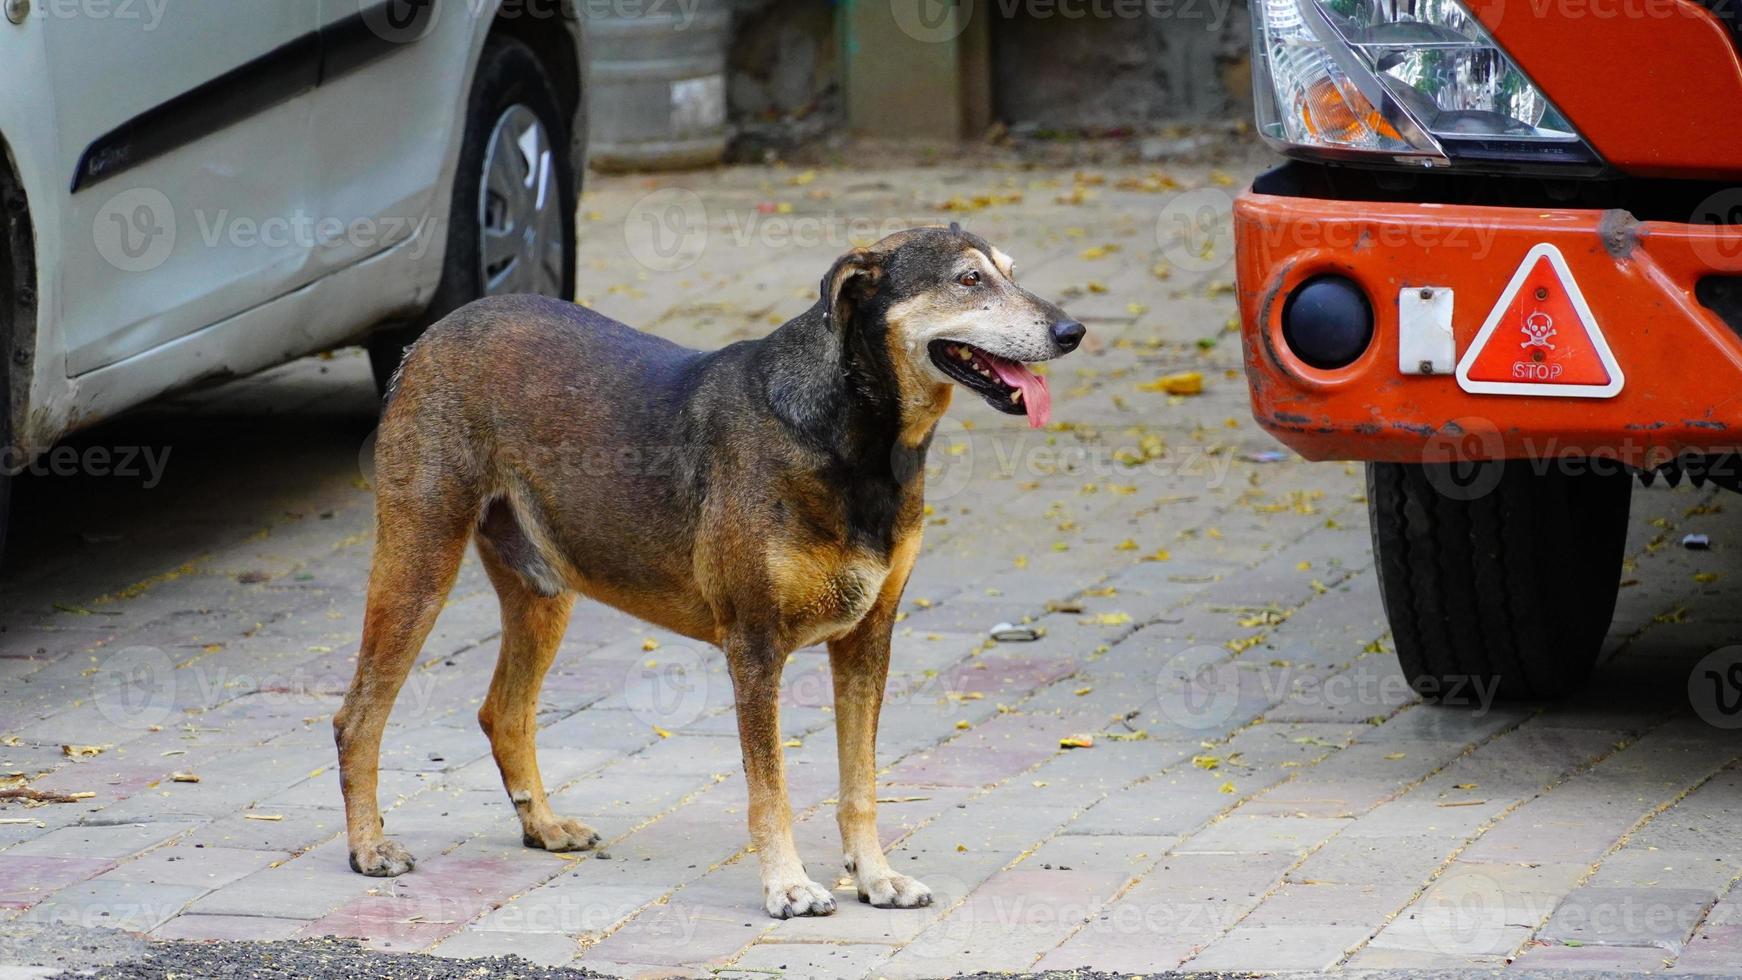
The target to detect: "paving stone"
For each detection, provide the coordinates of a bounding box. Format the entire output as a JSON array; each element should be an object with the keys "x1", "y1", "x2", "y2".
[
  {"x1": 429, "y1": 928, "x2": 581, "y2": 965},
  {"x1": 1510, "y1": 940, "x2": 1675, "y2": 971},
  {"x1": 5, "y1": 822, "x2": 193, "y2": 860},
  {"x1": 578, "y1": 902, "x2": 767, "y2": 968},
  {"x1": 1035, "y1": 850, "x2": 1297, "y2": 972},
  {"x1": 0, "y1": 856, "x2": 116, "y2": 910},
  {"x1": 718, "y1": 941, "x2": 893, "y2": 979},
  {"x1": 876, "y1": 868, "x2": 1131, "y2": 977},
  {"x1": 23, "y1": 880, "x2": 206, "y2": 932},
  {"x1": 1673, "y1": 923, "x2": 1742, "y2": 973},
  {"x1": 1540, "y1": 885, "x2": 1718, "y2": 951},
  {"x1": 149, "y1": 913, "x2": 308, "y2": 942},
  {"x1": 95, "y1": 845, "x2": 287, "y2": 890}
]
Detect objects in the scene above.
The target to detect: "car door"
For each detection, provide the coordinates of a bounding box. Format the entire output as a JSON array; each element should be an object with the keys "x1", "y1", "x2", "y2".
[
  {"x1": 306, "y1": 0, "x2": 473, "y2": 280},
  {"x1": 45, "y1": 0, "x2": 318, "y2": 376}
]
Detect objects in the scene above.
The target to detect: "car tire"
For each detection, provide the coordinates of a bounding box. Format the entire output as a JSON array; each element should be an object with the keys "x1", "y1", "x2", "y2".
[
  {"x1": 1367, "y1": 459, "x2": 1632, "y2": 702},
  {"x1": 367, "y1": 35, "x2": 578, "y2": 394}
]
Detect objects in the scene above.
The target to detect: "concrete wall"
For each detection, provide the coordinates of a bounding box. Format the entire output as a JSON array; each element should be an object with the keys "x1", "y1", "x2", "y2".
[{"x1": 724, "y1": 0, "x2": 1253, "y2": 147}]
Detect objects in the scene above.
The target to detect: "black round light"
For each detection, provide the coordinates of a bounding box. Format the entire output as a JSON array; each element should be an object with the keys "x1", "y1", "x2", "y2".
[{"x1": 1281, "y1": 275, "x2": 1373, "y2": 370}]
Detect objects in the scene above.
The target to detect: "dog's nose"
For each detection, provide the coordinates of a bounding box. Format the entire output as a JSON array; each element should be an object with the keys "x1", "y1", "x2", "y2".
[{"x1": 1051, "y1": 319, "x2": 1086, "y2": 352}]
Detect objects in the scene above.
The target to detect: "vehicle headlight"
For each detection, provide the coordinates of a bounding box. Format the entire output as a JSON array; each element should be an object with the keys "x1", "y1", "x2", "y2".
[{"x1": 1252, "y1": 0, "x2": 1601, "y2": 172}]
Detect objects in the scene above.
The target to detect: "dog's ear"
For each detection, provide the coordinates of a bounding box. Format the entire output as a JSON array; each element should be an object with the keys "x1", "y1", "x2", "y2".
[{"x1": 821, "y1": 248, "x2": 882, "y2": 330}]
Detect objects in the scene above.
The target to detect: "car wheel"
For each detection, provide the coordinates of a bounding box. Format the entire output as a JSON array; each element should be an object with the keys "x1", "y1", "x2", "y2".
[
  {"x1": 368, "y1": 36, "x2": 578, "y2": 394},
  {"x1": 1367, "y1": 459, "x2": 1632, "y2": 702}
]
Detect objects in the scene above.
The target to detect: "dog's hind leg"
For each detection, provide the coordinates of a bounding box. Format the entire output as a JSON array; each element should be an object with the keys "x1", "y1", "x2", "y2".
[
  {"x1": 334, "y1": 510, "x2": 470, "y2": 877},
  {"x1": 475, "y1": 530, "x2": 599, "y2": 853},
  {"x1": 727, "y1": 631, "x2": 837, "y2": 919}
]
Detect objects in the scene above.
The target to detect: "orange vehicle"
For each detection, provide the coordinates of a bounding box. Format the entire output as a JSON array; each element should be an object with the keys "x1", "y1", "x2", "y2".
[{"x1": 1235, "y1": 0, "x2": 1742, "y2": 699}]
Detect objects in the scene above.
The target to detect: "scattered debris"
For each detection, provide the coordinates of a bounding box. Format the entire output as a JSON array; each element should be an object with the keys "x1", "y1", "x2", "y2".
[
  {"x1": 1060, "y1": 735, "x2": 1095, "y2": 749},
  {"x1": 1683, "y1": 533, "x2": 1711, "y2": 550},
  {"x1": 990, "y1": 622, "x2": 1040, "y2": 642}
]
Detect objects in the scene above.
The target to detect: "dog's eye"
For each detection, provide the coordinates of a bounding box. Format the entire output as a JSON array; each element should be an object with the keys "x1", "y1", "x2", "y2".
[{"x1": 956, "y1": 271, "x2": 981, "y2": 287}]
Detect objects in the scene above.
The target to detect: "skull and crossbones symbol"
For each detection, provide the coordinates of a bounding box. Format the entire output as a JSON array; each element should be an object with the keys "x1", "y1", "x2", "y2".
[{"x1": 1519, "y1": 311, "x2": 1556, "y2": 350}]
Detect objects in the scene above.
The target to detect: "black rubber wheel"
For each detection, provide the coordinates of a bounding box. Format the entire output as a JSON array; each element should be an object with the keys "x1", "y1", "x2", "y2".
[
  {"x1": 367, "y1": 35, "x2": 578, "y2": 394},
  {"x1": 1367, "y1": 459, "x2": 1632, "y2": 702}
]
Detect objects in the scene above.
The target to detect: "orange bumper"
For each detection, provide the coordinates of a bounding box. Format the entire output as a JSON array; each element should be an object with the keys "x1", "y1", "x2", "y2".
[{"x1": 1235, "y1": 191, "x2": 1742, "y2": 466}]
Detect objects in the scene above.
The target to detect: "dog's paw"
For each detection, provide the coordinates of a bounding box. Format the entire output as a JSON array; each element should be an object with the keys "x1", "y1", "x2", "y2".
[
  {"x1": 522, "y1": 816, "x2": 602, "y2": 853},
  {"x1": 349, "y1": 838, "x2": 415, "y2": 877},
  {"x1": 857, "y1": 872, "x2": 933, "y2": 909},
  {"x1": 764, "y1": 878, "x2": 838, "y2": 919}
]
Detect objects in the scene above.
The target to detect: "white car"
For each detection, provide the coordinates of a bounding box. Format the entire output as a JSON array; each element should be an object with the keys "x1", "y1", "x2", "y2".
[{"x1": 0, "y1": 0, "x2": 586, "y2": 555}]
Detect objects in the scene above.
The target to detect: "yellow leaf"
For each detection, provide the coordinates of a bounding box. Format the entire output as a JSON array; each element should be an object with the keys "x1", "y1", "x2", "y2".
[
  {"x1": 1115, "y1": 539, "x2": 1138, "y2": 552},
  {"x1": 1137, "y1": 371, "x2": 1204, "y2": 396},
  {"x1": 1192, "y1": 755, "x2": 1220, "y2": 770},
  {"x1": 1060, "y1": 735, "x2": 1095, "y2": 749},
  {"x1": 1219, "y1": 781, "x2": 1236, "y2": 794},
  {"x1": 653, "y1": 726, "x2": 673, "y2": 738},
  {"x1": 642, "y1": 638, "x2": 659, "y2": 652},
  {"x1": 61, "y1": 745, "x2": 107, "y2": 759},
  {"x1": 955, "y1": 720, "x2": 971, "y2": 730}
]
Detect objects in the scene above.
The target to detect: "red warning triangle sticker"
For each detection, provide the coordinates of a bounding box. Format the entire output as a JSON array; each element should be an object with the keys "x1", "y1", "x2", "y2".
[{"x1": 1455, "y1": 243, "x2": 1624, "y2": 398}]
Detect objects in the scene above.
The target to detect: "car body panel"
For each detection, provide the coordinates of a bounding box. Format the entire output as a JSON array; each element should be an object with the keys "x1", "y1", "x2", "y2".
[
  {"x1": 1479, "y1": 0, "x2": 1742, "y2": 180},
  {"x1": 0, "y1": 0, "x2": 587, "y2": 460},
  {"x1": 1234, "y1": 190, "x2": 1742, "y2": 467},
  {"x1": 45, "y1": 1, "x2": 319, "y2": 375}
]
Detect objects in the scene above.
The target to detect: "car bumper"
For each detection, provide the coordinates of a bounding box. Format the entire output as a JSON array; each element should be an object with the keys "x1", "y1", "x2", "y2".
[{"x1": 1234, "y1": 190, "x2": 1742, "y2": 467}]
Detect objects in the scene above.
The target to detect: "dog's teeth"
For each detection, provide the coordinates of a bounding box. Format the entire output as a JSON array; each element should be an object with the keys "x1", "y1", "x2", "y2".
[
  {"x1": 1011, "y1": 389, "x2": 1023, "y2": 403},
  {"x1": 956, "y1": 347, "x2": 973, "y2": 361}
]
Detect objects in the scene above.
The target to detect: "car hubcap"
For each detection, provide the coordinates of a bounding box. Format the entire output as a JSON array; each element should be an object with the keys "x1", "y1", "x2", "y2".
[{"x1": 479, "y1": 105, "x2": 564, "y2": 297}]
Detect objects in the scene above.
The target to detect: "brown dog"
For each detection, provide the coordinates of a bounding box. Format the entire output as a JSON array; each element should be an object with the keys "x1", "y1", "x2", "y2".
[{"x1": 334, "y1": 226, "x2": 1084, "y2": 917}]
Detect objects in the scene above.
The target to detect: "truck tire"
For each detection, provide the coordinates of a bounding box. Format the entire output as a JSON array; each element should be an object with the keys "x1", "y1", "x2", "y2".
[
  {"x1": 368, "y1": 36, "x2": 578, "y2": 394},
  {"x1": 1367, "y1": 459, "x2": 1632, "y2": 702}
]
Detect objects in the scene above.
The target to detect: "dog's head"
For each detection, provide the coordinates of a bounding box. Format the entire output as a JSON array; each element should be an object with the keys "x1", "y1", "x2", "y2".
[{"x1": 821, "y1": 225, "x2": 1084, "y2": 429}]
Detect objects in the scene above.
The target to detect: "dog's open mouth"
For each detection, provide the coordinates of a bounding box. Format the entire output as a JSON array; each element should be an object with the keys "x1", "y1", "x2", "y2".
[{"x1": 928, "y1": 340, "x2": 1052, "y2": 428}]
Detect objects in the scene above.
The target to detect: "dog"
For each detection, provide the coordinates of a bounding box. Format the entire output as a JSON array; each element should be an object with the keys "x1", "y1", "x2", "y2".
[{"x1": 334, "y1": 225, "x2": 1084, "y2": 918}]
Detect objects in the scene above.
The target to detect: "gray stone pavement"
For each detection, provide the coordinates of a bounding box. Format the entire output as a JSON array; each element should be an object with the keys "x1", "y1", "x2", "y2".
[{"x1": 3, "y1": 154, "x2": 1741, "y2": 979}]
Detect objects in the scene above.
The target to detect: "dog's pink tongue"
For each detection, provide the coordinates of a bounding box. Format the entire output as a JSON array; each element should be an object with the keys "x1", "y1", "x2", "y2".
[{"x1": 987, "y1": 357, "x2": 1052, "y2": 428}]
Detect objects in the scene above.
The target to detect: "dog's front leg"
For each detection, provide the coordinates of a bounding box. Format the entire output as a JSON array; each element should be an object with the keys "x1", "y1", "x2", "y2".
[
  {"x1": 828, "y1": 615, "x2": 932, "y2": 909},
  {"x1": 726, "y1": 632, "x2": 837, "y2": 919}
]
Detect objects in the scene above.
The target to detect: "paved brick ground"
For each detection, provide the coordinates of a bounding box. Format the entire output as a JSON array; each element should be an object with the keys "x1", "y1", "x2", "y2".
[{"x1": 3, "y1": 155, "x2": 1741, "y2": 978}]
